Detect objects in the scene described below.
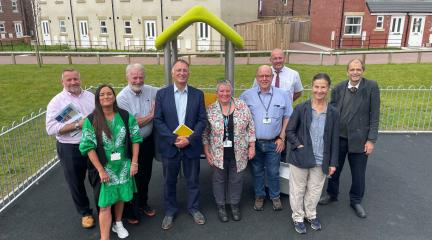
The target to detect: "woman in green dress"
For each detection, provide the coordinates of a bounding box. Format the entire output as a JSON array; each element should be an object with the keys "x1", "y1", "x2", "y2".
[{"x1": 79, "y1": 84, "x2": 142, "y2": 240}]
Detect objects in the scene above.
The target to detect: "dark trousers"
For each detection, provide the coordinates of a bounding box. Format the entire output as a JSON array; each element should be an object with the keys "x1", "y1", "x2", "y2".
[
  {"x1": 162, "y1": 151, "x2": 200, "y2": 217},
  {"x1": 326, "y1": 137, "x2": 368, "y2": 204},
  {"x1": 124, "y1": 135, "x2": 155, "y2": 219},
  {"x1": 212, "y1": 156, "x2": 245, "y2": 205},
  {"x1": 56, "y1": 142, "x2": 92, "y2": 216}
]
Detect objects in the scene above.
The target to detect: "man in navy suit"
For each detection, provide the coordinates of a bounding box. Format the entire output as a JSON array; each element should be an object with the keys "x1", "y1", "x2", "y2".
[{"x1": 154, "y1": 59, "x2": 207, "y2": 230}]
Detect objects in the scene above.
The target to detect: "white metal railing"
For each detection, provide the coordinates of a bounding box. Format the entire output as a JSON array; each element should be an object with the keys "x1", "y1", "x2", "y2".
[{"x1": 0, "y1": 85, "x2": 431, "y2": 213}]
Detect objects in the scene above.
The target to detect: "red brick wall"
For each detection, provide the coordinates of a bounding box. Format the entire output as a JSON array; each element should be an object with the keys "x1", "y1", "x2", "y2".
[
  {"x1": 0, "y1": 0, "x2": 34, "y2": 39},
  {"x1": 309, "y1": 0, "x2": 432, "y2": 48}
]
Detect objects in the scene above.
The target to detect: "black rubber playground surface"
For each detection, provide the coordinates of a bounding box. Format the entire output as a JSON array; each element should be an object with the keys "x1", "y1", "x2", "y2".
[{"x1": 0, "y1": 133, "x2": 431, "y2": 240}]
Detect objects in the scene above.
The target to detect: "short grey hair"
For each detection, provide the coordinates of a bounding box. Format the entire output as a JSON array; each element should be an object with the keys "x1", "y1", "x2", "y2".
[
  {"x1": 126, "y1": 63, "x2": 145, "y2": 77},
  {"x1": 61, "y1": 68, "x2": 80, "y2": 80},
  {"x1": 216, "y1": 80, "x2": 233, "y2": 92}
]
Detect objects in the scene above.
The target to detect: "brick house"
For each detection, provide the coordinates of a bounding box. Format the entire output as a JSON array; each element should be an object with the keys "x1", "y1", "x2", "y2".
[
  {"x1": 0, "y1": 0, "x2": 34, "y2": 40},
  {"x1": 309, "y1": 0, "x2": 432, "y2": 49},
  {"x1": 258, "y1": 0, "x2": 311, "y2": 18}
]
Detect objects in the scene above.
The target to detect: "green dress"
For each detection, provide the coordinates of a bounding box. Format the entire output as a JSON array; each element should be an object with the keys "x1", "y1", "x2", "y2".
[{"x1": 79, "y1": 112, "x2": 143, "y2": 208}]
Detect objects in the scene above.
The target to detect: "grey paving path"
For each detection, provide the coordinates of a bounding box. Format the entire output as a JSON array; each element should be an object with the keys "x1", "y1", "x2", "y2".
[{"x1": 0, "y1": 133, "x2": 431, "y2": 240}]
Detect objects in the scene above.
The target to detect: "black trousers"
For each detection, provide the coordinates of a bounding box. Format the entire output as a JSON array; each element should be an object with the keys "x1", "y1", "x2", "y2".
[
  {"x1": 326, "y1": 137, "x2": 368, "y2": 204},
  {"x1": 56, "y1": 142, "x2": 92, "y2": 216},
  {"x1": 124, "y1": 134, "x2": 155, "y2": 219}
]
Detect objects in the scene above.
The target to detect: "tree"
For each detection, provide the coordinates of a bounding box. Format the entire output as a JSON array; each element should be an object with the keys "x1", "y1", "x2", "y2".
[{"x1": 30, "y1": 0, "x2": 42, "y2": 67}]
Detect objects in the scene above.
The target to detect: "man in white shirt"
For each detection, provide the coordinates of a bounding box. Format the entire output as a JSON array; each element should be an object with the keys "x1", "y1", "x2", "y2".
[
  {"x1": 117, "y1": 63, "x2": 158, "y2": 223},
  {"x1": 45, "y1": 69, "x2": 95, "y2": 228},
  {"x1": 270, "y1": 48, "x2": 303, "y2": 102}
]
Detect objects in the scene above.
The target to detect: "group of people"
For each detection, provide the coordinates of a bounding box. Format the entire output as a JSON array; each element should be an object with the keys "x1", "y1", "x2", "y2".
[{"x1": 45, "y1": 48, "x2": 380, "y2": 239}]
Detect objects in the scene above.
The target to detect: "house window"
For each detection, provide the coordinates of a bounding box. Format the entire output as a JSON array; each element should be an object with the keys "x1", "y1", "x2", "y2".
[
  {"x1": 376, "y1": 16, "x2": 384, "y2": 29},
  {"x1": 0, "y1": 1, "x2": 3, "y2": 12},
  {"x1": 344, "y1": 16, "x2": 362, "y2": 35},
  {"x1": 100, "y1": 20, "x2": 108, "y2": 34},
  {"x1": 11, "y1": 0, "x2": 18, "y2": 12},
  {"x1": 0, "y1": 23, "x2": 5, "y2": 33},
  {"x1": 59, "y1": 20, "x2": 66, "y2": 33},
  {"x1": 124, "y1": 20, "x2": 132, "y2": 34},
  {"x1": 282, "y1": 0, "x2": 288, "y2": 5}
]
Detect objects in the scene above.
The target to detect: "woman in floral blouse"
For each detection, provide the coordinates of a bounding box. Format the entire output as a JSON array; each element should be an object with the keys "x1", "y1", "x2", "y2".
[
  {"x1": 203, "y1": 80, "x2": 256, "y2": 223},
  {"x1": 79, "y1": 85, "x2": 142, "y2": 240}
]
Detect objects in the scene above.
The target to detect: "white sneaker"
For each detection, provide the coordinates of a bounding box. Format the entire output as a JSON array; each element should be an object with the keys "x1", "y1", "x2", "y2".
[{"x1": 112, "y1": 221, "x2": 129, "y2": 239}]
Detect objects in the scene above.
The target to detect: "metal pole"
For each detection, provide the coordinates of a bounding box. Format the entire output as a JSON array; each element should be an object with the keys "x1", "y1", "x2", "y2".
[
  {"x1": 164, "y1": 43, "x2": 172, "y2": 85},
  {"x1": 225, "y1": 39, "x2": 235, "y2": 90},
  {"x1": 171, "y1": 39, "x2": 178, "y2": 64}
]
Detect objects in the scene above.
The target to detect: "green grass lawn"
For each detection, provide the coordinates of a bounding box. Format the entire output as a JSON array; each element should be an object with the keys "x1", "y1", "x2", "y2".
[{"x1": 0, "y1": 63, "x2": 432, "y2": 128}]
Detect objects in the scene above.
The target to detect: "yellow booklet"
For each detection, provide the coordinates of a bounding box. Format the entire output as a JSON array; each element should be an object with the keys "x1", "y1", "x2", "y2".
[{"x1": 173, "y1": 124, "x2": 194, "y2": 137}]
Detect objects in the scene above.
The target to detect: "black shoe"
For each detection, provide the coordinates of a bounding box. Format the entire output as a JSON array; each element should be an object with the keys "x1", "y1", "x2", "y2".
[
  {"x1": 230, "y1": 204, "x2": 241, "y2": 221},
  {"x1": 318, "y1": 195, "x2": 338, "y2": 205},
  {"x1": 217, "y1": 205, "x2": 229, "y2": 222},
  {"x1": 161, "y1": 216, "x2": 174, "y2": 230},
  {"x1": 351, "y1": 203, "x2": 367, "y2": 218}
]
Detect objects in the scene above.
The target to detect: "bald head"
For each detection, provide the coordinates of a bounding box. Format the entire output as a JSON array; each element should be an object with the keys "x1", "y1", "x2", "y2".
[
  {"x1": 256, "y1": 65, "x2": 273, "y2": 92},
  {"x1": 270, "y1": 48, "x2": 285, "y2": 71}
]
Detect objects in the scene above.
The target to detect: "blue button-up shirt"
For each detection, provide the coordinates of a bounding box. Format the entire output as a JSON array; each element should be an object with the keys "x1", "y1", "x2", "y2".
[
  {"x1": 310, "y1": 107, "x2": 327, "y2": 165},
  {"x1": 240, "y1": 86, "x2": 292, "y2": 140},
  {"x1": 174, "y1": 84, "x2": 188, "y2": 125}
]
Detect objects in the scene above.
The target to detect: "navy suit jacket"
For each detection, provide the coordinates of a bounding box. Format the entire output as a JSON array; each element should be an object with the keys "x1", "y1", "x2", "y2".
[
  {"x1": 154, "y1": 84, "x2": 207, "y2": 159},
  {"x1": 331, "y1": 78, "x2": 380, "y2": 153}
]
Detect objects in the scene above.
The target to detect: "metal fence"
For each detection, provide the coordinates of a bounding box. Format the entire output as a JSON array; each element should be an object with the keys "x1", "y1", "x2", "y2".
[{"x1": 1, "y1": 85, "x2": 431, "y2": 213}]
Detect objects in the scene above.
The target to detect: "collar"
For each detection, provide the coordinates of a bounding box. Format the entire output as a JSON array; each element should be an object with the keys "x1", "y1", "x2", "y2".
[
  {"x1": 257, "y1": 86, "x2": 273, "y2": 95},
  {"x1": 174, "y1": 84, "x2": 188, "y2": 93},
  {"x1": 271, "y1": 66, "x2": 285, "y2": 74},
  {"x1": 348, "y1": 79, "x2": 362, "y2": 89},
  {"x1": 63, "y1": 88, "x2": 83, "y2": 97}
]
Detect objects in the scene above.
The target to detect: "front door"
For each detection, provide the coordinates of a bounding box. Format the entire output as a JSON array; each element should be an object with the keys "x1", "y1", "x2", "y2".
[
  {"x1": 14, "y1": 23, "x2": 23, "y2": 38},
  {"x1": 408, "y1": 16, "x2": 425, "y2": 47},
  {"x1": 41, "y1": 20, "x2": 51, "y2": 45},
  {"x1": 144, "y1": 20, "x2": 156, "y2": 50},
  {"x1": 387, "y1": 16, "x2": 405, "y2": 47},
  {"x1": 79, "y1": 20, "x2": 90, "y2": 47},
  {"x1": 197, "y1": 22, "x2": 210, "y2": 51}
]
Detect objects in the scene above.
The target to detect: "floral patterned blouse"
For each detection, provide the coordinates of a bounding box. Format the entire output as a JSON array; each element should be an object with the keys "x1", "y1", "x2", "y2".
[{"x1": 202, "y1": 98, "x2": 256, "y2": 172}]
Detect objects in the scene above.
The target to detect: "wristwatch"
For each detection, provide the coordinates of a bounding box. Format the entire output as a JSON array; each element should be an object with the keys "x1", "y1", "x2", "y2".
[{"x1": 74, "y1": 122, "x2": 80, "y2": 130}]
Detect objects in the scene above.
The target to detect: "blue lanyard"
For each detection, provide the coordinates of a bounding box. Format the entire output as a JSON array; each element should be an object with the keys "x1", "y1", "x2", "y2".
[
  {"x1": 257, "y1": 87, "x2": 273, "y2": 118},
  {"x1": 219, "y1": 99, "x2": 232, "y2": 139}
]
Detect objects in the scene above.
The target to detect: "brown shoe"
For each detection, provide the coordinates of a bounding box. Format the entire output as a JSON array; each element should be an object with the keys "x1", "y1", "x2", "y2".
[
  {"x1": 272, "y1": 197, "x2": 283, "y2": 211},
  {"x1": 81, "y1": 215, "x2": 95, "y2": 229},
  {"x1": 253, "y1": 197, "x2": 265, "y2": 211},
  {"x1": 140, "y1": 205, "x2": 156, "y2": 217}
]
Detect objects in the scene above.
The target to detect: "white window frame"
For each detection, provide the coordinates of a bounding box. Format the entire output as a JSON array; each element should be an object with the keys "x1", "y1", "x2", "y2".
[
  {"x1": 124, "y1": 20, "x2": 132, "y2": 35},
  {"x1": 376, "y1": 16, "x2": 384, "y2": 29},
  {"x1": 344, "y1": 16, "x2": 363, "y2": 36},
  {"x1": 11, "y1": 0, "x2": 18, "y2": 12},
  {"x1": 282, "y1": 0, "x2": 288, "y2": 6},
  {"x1": 14, "y1": 22, "x2": 22, "y2": 37},
  {"x1": 59, "y1": 20, "x2": 66, "y2": 33},
  {"x1": 100, "y1": 20, "x2": 108, "y2": 34},
  {"x1": 0, "y1": 23, "x2": 5, "y2": 33},
  {"x1": 0, "y1": 1, "x2": 3, "y2": 13}
]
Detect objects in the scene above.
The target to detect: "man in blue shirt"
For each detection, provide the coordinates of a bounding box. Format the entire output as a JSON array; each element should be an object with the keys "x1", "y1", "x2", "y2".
[{"x1": 240, "y1": 65, "x2": 292, "y2": 211}]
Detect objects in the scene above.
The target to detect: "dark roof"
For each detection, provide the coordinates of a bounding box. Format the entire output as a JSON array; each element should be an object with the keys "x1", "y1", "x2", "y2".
[{"x1": 366, "y1": 0, "x2": 432, "y2": 13}]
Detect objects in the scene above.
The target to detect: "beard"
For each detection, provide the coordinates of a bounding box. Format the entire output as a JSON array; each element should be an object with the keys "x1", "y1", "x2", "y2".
[
  {"x1": 130, "y1": 84, "x2": 143, "y2": 93},
  {"x1": 67, "y1": 86, "x2": 81, "y2": 95}
]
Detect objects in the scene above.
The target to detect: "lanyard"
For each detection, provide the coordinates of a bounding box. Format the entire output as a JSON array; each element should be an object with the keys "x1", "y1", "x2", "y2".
[
  {"x1": 257, "y1": 87, "x2": 273, "y2": 118},
  {"x1": 219, "y1": 99, "x2": 232, "y2": 139}
]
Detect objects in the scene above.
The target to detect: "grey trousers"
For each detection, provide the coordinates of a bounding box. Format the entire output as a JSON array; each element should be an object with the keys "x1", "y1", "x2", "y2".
[
  {"x1": 289, "y1": 164, "x2": 326, "y2": 222},
  {"x1": 212, "y1": 157, "x2": 245, "y2": 205}
]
